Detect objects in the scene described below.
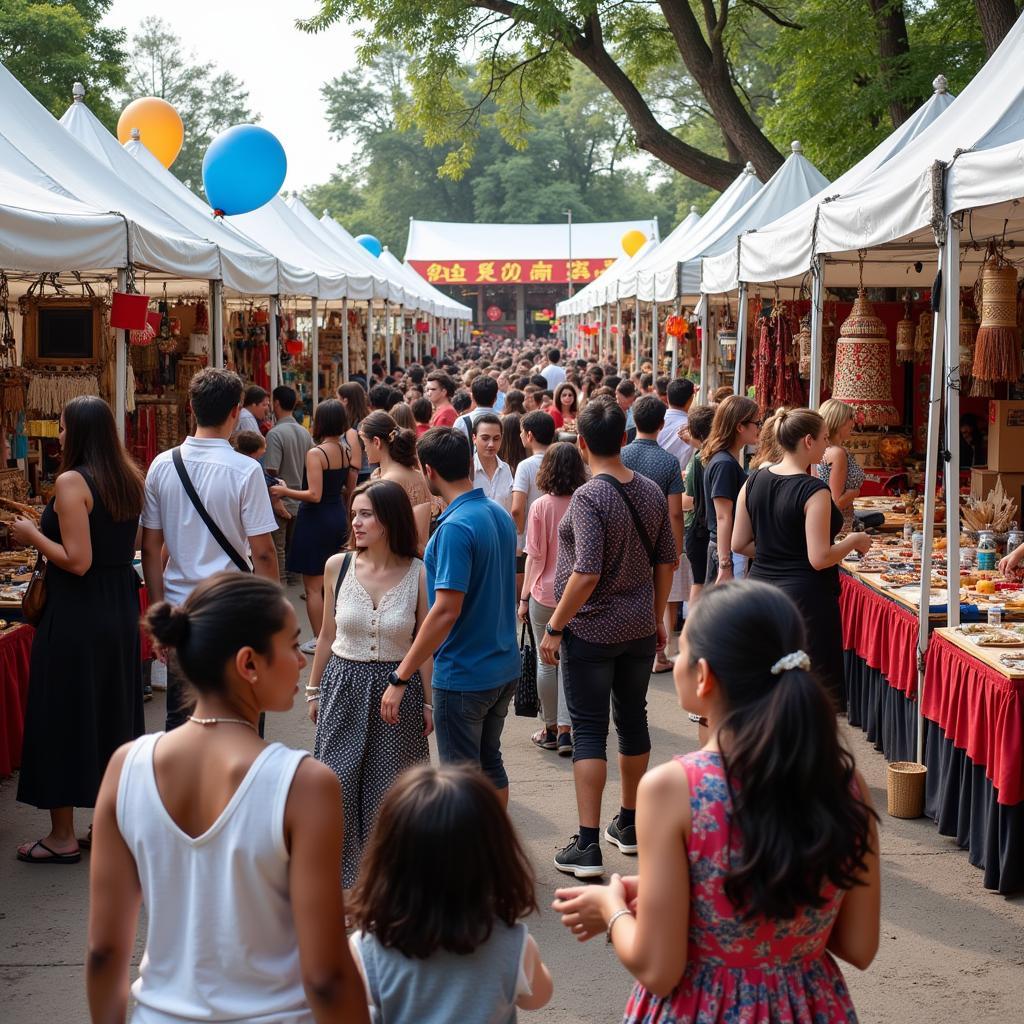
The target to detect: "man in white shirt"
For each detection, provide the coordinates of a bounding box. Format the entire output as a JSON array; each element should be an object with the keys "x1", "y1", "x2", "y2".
[
  {"x1": 455, "y1": 375, "x2": 500, "y2": 438},
  {"x1": 235, "y1": 385, "x2": 270, "y2": 435},
  {"x1": 658, "y1": 378, "x2": 696, "y2": 474},
  {"x1": 540, "y1": 347, "x2": 566, "y2": 389},
  {"x1": 511, "y1": 410, "x2": 556, "y2": 555},
  {"x1": 142, "y1": 368, "x2": 279, "y2": 730},
  {"x1": 471, "y1": 413, "x2": 514, "y2": 512}
]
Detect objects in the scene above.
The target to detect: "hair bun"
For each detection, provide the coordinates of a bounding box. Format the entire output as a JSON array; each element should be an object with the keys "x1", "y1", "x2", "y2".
[{"x1": 146, "y1": 602, "x2": 190, "y2": 648}]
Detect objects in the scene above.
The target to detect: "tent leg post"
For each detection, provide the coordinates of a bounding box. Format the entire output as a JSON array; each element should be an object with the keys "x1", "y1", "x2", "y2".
[
  {"x1": 699, "y1": 301, "x2": 710, "y2": 400},
  {"x1": 269, "y1": 296, "x2": 280, "y2": 392},
  {"x1": 943, "y1": 216, "x2": 962, "y2": 626},
  {"x1": 735, "y1": 283, "x2": 748, "y2": 395},
  {"x1": 809, "y1": 263, "x2": 824, "y2": 409},
  {"x1": 366, "y1": 302, "x2": 373, "y2": 387},
  {"x1": 310, "y1": 298, "x2": 320, "y2": 413},
  {"x1": 115, "y1": 268, "x2": 127, "y2": 442},
  {"x1": 210, "y1": 281, "x2": 224, "y2": 369},
  {"x1": 615, "y1": 301, "x2": 623, "y2": 370},
  {"x1": 652, "y1": 302, "x2": 659, "y2": 376}
]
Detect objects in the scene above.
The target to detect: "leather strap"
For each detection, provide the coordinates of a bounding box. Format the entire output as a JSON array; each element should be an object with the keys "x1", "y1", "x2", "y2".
[{"x1": 333, "y1": 551, "x2": 353, "y2": 603}]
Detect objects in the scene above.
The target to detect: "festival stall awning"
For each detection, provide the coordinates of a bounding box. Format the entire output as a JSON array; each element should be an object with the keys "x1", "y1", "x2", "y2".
[
  {"x1": 405, "y1": 218, "x2": 658, "y2": 287},
  {"x1": 379, "y1": 247, "x2": 473, "y2": 320}
]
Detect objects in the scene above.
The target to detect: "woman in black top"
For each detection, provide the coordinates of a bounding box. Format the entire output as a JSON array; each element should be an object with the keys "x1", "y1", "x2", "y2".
[{"x1": 732, "y1": 408, "x2": 871, "y2": 708}]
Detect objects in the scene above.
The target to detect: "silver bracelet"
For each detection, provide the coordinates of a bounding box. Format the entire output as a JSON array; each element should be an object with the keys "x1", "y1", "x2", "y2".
[
  {"x1": 424, "y1": 703, "x2": 433, "y2": 711},
  {"x1": 606, "y1": 908, "x2": 633, "y2": 944}
]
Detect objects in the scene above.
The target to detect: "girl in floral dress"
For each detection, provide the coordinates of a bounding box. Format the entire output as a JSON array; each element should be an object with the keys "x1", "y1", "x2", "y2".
[{"x1": 553, "y1": 580, "x2": 880, "y2": 1023}]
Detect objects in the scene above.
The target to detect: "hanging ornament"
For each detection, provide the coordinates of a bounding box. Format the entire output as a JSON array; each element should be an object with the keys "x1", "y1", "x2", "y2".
[
  {"x1": 665, "y1": 315, "x2": 688, "y2": 338},
  {"x1": 795, "y1": 312, "x2": 812, "y2": 379},
  {"x1": 194, "y1": 299, "x2": 209, "y2": 334},
  {"x1": 895, "y1": 294, "x2": 915, "y2": 363},
  {"x1": 973, "y1": 252, "x2": 1021, "y2": 384},
  {"x1": 959, "y1": 303, "x2": 978, "y2": 380},
  {"x1": 822, "y1": 307, "x2": 837, "y2": 389},
  {"x1": 129, "y1": 321, "x2": 156, "y2": 347},
  {"x1": 914, "y1": 309, "x2": 933, "y2": 362}
]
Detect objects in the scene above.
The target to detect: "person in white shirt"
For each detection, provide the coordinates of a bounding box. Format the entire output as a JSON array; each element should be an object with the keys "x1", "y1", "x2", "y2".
[
  {"x1": 511, "y1": 411, "x2": 556, "y2": 555},
  {"x1": 455, "y1": 375, "x2": 500, "y2": 438},
  {"x1": 235, "y1": 385, "x2": 270, "y2": 436},
  {"x1": 472, "y1": 414, "x2": 514, "y2": 513},
  {"x1": 141, "y1": 368, "x2": 279, "y2": 732},
  {"x1": 540, "y1": 348, "x2": 566, "y2": 390}
]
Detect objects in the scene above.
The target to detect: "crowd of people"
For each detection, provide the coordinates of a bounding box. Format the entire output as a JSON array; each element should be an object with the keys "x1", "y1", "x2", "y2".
[{"x1": 10, "y1": 336, "x2": 881, "y2": 1023}]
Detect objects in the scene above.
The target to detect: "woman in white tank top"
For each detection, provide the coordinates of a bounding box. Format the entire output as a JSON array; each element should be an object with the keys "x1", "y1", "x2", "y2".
[{"x1": 86, "y1": 573, "x2": 369, "y2": 1024}]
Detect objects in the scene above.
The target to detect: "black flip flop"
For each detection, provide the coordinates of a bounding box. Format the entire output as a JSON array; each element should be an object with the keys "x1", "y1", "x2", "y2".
[{"x1": 16, "y1": 840, "x2": 81, "y2": 865}]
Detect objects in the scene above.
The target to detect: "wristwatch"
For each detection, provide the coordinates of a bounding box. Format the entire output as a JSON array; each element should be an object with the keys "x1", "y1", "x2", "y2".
[
  {"x1": 545, "y1": 623, "x2": 564, "y2": 637},
  {"x1": 387, "y1": 670, "x2": 409, "y2": 687}
]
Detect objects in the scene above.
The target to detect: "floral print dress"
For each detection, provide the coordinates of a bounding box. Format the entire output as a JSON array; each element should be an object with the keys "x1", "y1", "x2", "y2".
[{"x1": 623, "y1": 751, "x2": 858, "y2": 1024}]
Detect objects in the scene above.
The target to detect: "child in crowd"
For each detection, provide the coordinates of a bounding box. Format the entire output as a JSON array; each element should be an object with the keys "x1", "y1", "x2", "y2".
[
  {"x1": 234, "y1": 429, "x2": 290, "y2": 521},
  {"x1": 348, "y1": 764, "x2": 553, "y2": 1021},
  {"x1": 411, "y1": 397, "x2": 434, "y2": 436}
]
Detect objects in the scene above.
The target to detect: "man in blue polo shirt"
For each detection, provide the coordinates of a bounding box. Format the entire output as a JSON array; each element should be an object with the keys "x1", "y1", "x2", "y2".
[{"x1": 393, "y1": 427, "x2": 519, "y2": 804}]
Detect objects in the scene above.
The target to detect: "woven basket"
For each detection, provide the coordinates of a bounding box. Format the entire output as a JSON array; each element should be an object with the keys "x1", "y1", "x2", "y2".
[{"x1": 887, "y1": 761, "x2": 927, "y2": 818}]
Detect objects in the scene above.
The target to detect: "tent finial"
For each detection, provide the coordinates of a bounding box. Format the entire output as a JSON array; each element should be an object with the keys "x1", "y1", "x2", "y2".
[
  {"x1": 933, "y1": 75, "x2": 948, "y2": 94},
  {"x1": 791, "y1": 140, "x2": 803, "y2": 154},
  {"x1": 72, "y1": 82, "x2": 85, "y2": 102},
  {"x1": 323, "y1": 208, "x2": 330, "y2": 217},
  {"x1": 690, "y1": 204, "x2": 699, "y2": 214},
  {"x1": 744, "y1": 161, "x2": 755, "y2": 175},
  {"x1": 130, "y1": 127, "x2": 140, "y2": 141}
]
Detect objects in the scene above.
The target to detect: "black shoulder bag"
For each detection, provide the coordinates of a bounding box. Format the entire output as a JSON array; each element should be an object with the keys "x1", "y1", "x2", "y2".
[
  {"x1": 172, "y1": 448, "x2": 252, "y2": 574},
  {"x1": 595, "y1": 474, "x2": 656, "y2": 564}
]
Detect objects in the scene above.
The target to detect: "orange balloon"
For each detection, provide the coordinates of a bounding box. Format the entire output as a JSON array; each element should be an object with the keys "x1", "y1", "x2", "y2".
[
  {"x1": 622, "y1": 229, "x2": 646, "y2": 257},
  {"x1": 117, "y1": 97, "x2": 184, "y2": 169}
]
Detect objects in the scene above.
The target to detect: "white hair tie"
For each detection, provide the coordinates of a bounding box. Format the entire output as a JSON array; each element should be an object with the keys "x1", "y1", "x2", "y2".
[{"x1": 771, "y1": 651, "x2": 811, "y2": 675}]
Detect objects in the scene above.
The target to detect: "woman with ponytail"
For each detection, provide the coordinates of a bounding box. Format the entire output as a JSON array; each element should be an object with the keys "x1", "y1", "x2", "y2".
[
  {"x1": 87, "y1": 573, "x2": 369, "y2": 1024},
  {"x1": 732, "y1": 408, "x2": 871, "y2": 709},
  {"x1": 553, "y1": 581, "x2": 879, "y2": 1023},
  {"x1": 360, "y1": 410, "x2": 433, "y2": 552}
]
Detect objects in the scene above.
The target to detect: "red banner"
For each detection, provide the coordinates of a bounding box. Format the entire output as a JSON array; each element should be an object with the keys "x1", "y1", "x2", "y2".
[{"x1": 408, "y1": 258, "x2": 616, "y2": 286}]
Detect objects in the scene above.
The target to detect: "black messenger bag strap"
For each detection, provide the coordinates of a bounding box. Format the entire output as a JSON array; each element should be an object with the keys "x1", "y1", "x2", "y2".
[
  {"x1": 596, "y1": 473, "x2": 656, "y2": 565},
  {"x1": 171, "y1": 448, "x2": 252, "y2": 574},
  {"x1": 333, "y1": 551, "x2": 354, "y2": 604}
]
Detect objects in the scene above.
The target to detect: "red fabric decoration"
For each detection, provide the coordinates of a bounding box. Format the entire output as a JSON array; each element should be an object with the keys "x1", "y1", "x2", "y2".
[
  {"x1": 754, "y1": 306, "x2": 804, "y2": 417},
  {"x1": 839, "y1": 574, "x2": 917, "y2": 696},
  {"x1": 0, "y1": 624, "x2": 32, "y2": 777},
  {"x1": 110, "y1": 292, "x2": 149, "y2": 330}
]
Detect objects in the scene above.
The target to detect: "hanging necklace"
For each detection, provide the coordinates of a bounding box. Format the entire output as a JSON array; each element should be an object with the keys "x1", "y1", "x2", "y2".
[{"x1": 188, "y1": 715, "x2": 257, "y2": 732}]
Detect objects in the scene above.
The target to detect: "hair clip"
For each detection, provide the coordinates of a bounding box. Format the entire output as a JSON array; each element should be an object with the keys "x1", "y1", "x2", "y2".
[{"x1": 770, "y1": 650, "x2": 811, "y2": 675}]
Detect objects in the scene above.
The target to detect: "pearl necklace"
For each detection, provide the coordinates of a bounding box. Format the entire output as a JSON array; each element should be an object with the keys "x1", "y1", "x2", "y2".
[{"x1": 187, "y1": 715, "x2": 257, "y2": 732}]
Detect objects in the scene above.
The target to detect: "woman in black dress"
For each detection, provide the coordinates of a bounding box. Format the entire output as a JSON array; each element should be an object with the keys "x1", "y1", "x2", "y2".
[
  {"x1": 272, "y1": 399, "x2": 357, "y2": 655},
  {"x1": 731, "y1": 408, "x2": 871, "y2": 709},
  {"x1": 12, "y1": 396, "x2": 145, "y2": 863}
]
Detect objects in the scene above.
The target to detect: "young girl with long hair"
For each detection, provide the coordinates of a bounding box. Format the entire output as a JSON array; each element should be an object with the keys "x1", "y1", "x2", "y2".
[
  {"x1": 349, "y1": 764, "x2": 553, "y2": 1020},
  {"x1": 13, "y1": 396, "x2": 146, "y2": 863},
  {"x1": 306, "y1": 480, "x2": 431, "y2": 888},
  {"x1": 553, "y1": 580, "x2": 879, "y2": 1023},
  {"x1": 87, "y1": 573, "x2": 368, "y2": 1023}
]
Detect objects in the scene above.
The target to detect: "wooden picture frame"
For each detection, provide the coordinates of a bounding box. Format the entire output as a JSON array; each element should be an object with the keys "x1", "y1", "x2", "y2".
[{"x1": 19, "y1": 295, "x2": 105, "y2": 367}]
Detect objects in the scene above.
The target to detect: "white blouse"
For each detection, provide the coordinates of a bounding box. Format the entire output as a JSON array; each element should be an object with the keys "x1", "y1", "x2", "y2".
[{"x1": 331, "y1": 556, "x2": 422, "y2": 662}]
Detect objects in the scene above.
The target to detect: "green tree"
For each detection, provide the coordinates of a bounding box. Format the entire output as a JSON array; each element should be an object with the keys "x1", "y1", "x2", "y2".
[
  {"x1": 0, "y1": 0, "x2": 127, "y2": 127},
  {"x1": 123, "y1": 17, "x2": 257, "y2": 195}
]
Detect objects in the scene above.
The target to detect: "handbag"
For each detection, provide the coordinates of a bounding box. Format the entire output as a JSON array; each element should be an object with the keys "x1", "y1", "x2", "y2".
[
  {"x1": 22, "y1": 551, "x2": 47, "y2": 626},
  {"x1": 514, "y1": 619, "x2": 540, "y2": 718}
]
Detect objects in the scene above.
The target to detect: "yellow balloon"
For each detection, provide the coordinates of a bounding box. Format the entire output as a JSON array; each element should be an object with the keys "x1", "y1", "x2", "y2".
[
  {"x1": 622, "y1": 229, "x2": 646, "y2": 257},
  {"x1": 117, "y1": 97, "x2": 184, "y2": 169}
]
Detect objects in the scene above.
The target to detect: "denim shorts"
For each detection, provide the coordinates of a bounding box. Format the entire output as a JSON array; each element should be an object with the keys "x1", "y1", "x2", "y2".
[{"x1": 433, "y1": 682, "x2": 516, "y2": 789}]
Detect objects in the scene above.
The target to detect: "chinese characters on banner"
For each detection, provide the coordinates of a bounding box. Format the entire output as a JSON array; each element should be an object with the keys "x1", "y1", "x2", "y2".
[{"x1": 408, "y1": 258, "x2": 616, "y2": 286}]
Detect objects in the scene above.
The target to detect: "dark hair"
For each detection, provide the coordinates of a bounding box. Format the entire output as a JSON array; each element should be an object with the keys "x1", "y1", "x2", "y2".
[
  {"x1": 190, "y1": 368, "x2": 244, "y2": 427},
  {"x1": 685, "y1": 581, "x2": 876, "y2": 919},
  {"x1": 553, "y1": 382, "x2": 578, "y2": 416},
  {"x1": 513, "y1": 375, "x2": 530, "y2": 390},
  {"x1": 337, "y1": 382, "x2": 370, "y2": 424},
  {"x1": 417, "y1": 427, "x2": 472, "y2": 482},
  {"x1": 361, "y1": 411, "x2": 418, "y2": 468},
  {"x1": 616, "y1": 379, "x2": 636, "y2": 398},
  {"x1": 667, "y1": 378, "x2": 695, "y2": 409},
  {"x1": 59, "y1": 396, "x2": 145, "y2": 522},
  {"x1": 687, "y1": 404, "x2": 716, "y2": 444},
  {"x1": 350, "y1": 764, "x2": 537, "y2": 958},
  {"x1": 536, "y1": 441, "x2": 587, "y2": 497},
  {"x1": 499, "y1": 414, "x2": 528, "y2": 473},
  {"x1": 348, "y1": 479, "x2": 419, "y2": 559},
  {"x1": 145, "y1": 573, "x2": 291, "y2": 697},
  {"x1": 775, "y1": 408, "x2": 825, "y2": 453},
  {"x1": 502, "y1": 389, "x2": 526, "y2": 416},
  {"x1": 452, "y1": 390, "x2": 472, "y2": 414},
  {"x1": 411, "y1": 398, "x2": 433, "y2": 425},
  {"x1": 640, "y1": 373, "x2": 654, "y2": 390},
  {"x1": 529, "y1": 374, "x2": 548, "y2": 390},
  {"x1": 521, "y1": 410, "x2": 556, "y2": 446},
  {"x1": 655, "y1": 376, "x2": 669, "y2": 398},
  {"x1": 470, "y1": 375, "x2": 498, "y2": 408},
  {"x1": 547, "y1": 347, "x2": 560, "y2": 364},
  {"x1": 311, "y1": 398, "x2": 349, "y2": 442},
  {"x1": 577, "y1": 395, "x2": 625, "y2": 456},
  {"x1": 426, "y1": 371, "x2": 456, "y2": 398},
  {"x1": 272, "y1": 384, "x2": 297, "y2": 412},
  {"x1": 243, "y1": 385, "x2": 268, "y2": 408},
  {"x1": 472, "y1": 412, "x2": 502, "y2": 436},
  {"x1": 369, "y1": 384, "x2": 393, "y2": 411},
  {"x1": 233, "y1": 429, "x2": 266, "y2": 456},
  {"x1": 632, "y1": 394, "x2": 667, "y2": 434},
  {"x1": 408, "y1": 365, "x2": 425, "y2": 384}
]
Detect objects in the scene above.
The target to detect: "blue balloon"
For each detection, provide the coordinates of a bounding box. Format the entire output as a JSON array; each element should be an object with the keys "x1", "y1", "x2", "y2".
[
  {"x1": 356, "y1": 234, "x2": 383, "y2": 258},
  {"x1": 203, "y1": 125, "x2": 287, "y2": 216}
]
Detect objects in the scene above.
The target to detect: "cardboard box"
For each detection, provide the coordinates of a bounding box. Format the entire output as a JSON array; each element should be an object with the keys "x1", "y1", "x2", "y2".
[
  {"x1": 986, "y1": 400, "x2": 1024, "y2": 471},
  {"x1": 970, "y1": 468, "x2": 1024, "y2": 519}
]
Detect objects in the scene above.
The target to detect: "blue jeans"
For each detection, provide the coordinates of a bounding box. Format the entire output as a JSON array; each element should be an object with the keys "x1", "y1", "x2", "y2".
[{"x1": 434, "y1": 682, "x2": 516, "y2": 790}]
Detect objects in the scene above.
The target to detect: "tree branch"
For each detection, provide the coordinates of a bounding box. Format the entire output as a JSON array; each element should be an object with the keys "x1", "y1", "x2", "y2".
[{"x1": 740, "y1": 0, "x2": 804, "y2": 30}]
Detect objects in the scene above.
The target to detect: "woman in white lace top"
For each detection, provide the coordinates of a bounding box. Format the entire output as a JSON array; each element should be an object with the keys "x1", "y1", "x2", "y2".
[{"x1": 306, "y1": 479, "x2": 432, "y2": 888}]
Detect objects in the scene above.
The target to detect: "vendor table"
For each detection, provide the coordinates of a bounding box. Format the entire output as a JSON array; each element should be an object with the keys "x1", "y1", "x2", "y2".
[
  {"x1": 922, "y1": 629, "x2": 1024, "y2": 894},
  {"x1": 0, "y1": 624, "x2": 32, "y2": 777}
]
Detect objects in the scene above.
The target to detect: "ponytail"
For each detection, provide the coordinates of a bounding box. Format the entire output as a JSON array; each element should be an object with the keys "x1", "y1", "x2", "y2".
[{"x1": 362, "y1": 410, "x2": 419, "y2": 468}]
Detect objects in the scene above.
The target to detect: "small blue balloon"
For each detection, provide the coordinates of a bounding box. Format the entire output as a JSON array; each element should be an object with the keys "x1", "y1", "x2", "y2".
[
  {"x1": 356, "y1": 234, "x2": 382, "y2": 258},
  {"x1": 203, "y1": 125, "x2": 287, "y2": 216}
]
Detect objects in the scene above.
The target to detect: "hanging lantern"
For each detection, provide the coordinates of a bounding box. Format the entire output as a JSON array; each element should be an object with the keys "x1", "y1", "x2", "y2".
[
  {"x1": 129, "y1": 321, "x2": 156, "y2": 347},
  {"x1": 795, "y1": 312, "x2": 811, "y2": 379},
  {"x1": 974, "y1": 257, "x2": 1021, "y2": 383},
  {"x1": 895, "y1": 296, "x2": 915, "y2": 363},
  {"x1": 832, "y1": 289, "x2": 899, "y2": 426},
  {"x1": 665, "y1": 315, "x2": 688, "y2": 338},
  {"x1": 959, "y1": 304, "x2": 978, "y2": 379},
  {"x1": 914, "y1": 309, "x2": 932, "y2": 362}
]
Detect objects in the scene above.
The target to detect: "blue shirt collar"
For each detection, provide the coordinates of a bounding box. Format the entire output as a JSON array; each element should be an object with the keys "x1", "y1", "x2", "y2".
[{"x1": 436, "y1": 487, "x2": 485, "y2": 524}]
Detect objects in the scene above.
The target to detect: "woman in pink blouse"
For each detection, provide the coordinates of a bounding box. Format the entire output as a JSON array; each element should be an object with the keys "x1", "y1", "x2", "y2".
[{"x1": 519, "y1": 442, "x2": 588, "y2": 756}]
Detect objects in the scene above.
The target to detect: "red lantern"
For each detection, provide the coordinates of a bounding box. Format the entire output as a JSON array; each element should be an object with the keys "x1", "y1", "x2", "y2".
[
  {"x1": 110, "y1": 291, "x2": 149, "y2": 330},
  {"x1": 415, "y1": 320, "x2": 430, "y2": 333},
  {"x1": 610, "y1": 325, "x2": 619, "y2": 334},
  {"x1": 665, "y1": 315, "x2": 688, "y2": 338},
  {"x1": 485, "y1": 305, "x2": 502, "y2": 322}
]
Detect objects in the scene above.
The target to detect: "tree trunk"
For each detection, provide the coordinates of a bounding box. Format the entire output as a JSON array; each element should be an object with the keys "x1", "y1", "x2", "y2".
[
  {"x1": 974, "y1": 0, "x2": 1019, "y2": 55},
  {"x1": 657, "y1": 1, "x2": 784, "y2": 181},
  {"x1": 866, "y1": 0, "x2": 915, "y2": 127}
]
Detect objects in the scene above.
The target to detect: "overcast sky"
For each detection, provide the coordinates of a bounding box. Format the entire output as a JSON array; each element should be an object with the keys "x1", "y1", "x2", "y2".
[{"x1": 105, "y1": 0, "x2": 360, "y2": 192}]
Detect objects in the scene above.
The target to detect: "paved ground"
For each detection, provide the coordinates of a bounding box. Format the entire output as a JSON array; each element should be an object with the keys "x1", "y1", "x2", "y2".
[{"x1": 2, "y1": 583, "x2": 1023, "y2": 1021}]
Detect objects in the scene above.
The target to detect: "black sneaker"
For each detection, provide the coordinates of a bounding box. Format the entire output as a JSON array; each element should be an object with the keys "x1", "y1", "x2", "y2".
[
  {"x1": 557, "y1": 731, "x2": 573, "y2": 757},
  {"x1": 605, "y1": 816, "x2": 638, "y2": 855},
  {"x1": 554, "y1": 835, "x2": 604, "y2": 879}
]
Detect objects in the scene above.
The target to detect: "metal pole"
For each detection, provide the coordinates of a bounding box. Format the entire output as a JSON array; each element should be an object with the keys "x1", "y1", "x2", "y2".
[
  {"x1": 366, "y1": 302, "x2": 373, "y2": 388},
  {"x1": 652, "y1": 302, "x2": 659, "y2": 376},
  {"x1": 269, "y1": 295, "x2": 280, "y2": 392},
  {"x1": 386, "y1": 303, "x2": 393, "y2": 376},
  {"x1": 210, "y1": 280, "x2": 224, "y2": 369},
  {"x1": 341, "y1": 296, "x2": 349, "y2": 386},
  {"x1": 735, "y1": 282, "x2": 749, "y2": 395},
  {"x1": 943, "y1": 216, "x2": 962, "y2": 626},
  {"x1": 699, "y1": 300, "x2": 710, "y2": 400},
  {"x1": 398, "y1": 304, "x2": 405, "y2": 367},
  {"x1": 310, "y1": 297, "x2": 320, "y2": 413},
  {"x1": 809, "y1": 261, "x2": 824, "y2": 409},
  {"x1": 615, "y1": 301, "x2": 623, "y2": 371},
  {"x1": 115, "y1": 268, "x2": 127, "y2": 442},
  {"x1": 566, "y1": 208, "x2": 573, "y2": 301}
]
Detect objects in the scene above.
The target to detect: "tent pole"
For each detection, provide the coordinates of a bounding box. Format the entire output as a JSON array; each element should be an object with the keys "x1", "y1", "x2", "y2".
[
  {"x1": 699, "y1": 300, "x2": 710, "y2": 401},
  {"x1": 341, "y1": 296, "x2": 349, "y2": 386},
  {"x1": 652, "y1": 302, "x2": 659, "y2": 376},
  {"x1": 808, "y1": 262, "x2": 824, "y2": 409},
  {"x1": 269, "y1": 296, "x2": 280, "y2": 392},
  {"x1": 211, "y1": 281, "x2": 224, "y2": 369},
  {"x1": 399, "y1": 305, "x2": 405, "y2": 367},
  {"x1": 943, "y1": 215, "x2": 962, "y2": 627},
  {"x1": 615, "y1": 301, "x2": 623, "y2": 371},
  {"x1": 115, "y1": 268, "x2": 127, "y2": 442},
  {"x1": 634, "y1": 298, "x2": 640, "y2": 373},
  {"x1": 671, "y1": 300, "x2": 680, "y2": 378},
  {"x1": 366, "y1": 302, "x2": 373, "y2": 388},
  {"x1": 735, "y1": 283, "x2": 748, "y2": 395},
  {"x1": 310, "y1": 298, "x2": 320, "y2": 413}
]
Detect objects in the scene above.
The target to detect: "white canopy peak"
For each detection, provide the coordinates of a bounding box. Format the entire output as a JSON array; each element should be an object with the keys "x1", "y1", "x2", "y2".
[
  {"x1": 744, "y1": 161, "x2": 756, "y2": 174},
  {"x1": 72, "y1": 82, "x2": 85, "y2": 102},
  {"x1": 129, "y1": 127, "x2": 140, "y2": 140},
  {"x1": 791, "y1": 140, "x2": 803, "y2": 153},
  {"x1": 933, "y1": 75, "x2": 948, "y2": 94}
]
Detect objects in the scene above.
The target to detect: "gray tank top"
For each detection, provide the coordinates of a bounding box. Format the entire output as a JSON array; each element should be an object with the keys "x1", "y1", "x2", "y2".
[{"x1": 353, "y1": 922, "x2": 529, "y2": 1024}]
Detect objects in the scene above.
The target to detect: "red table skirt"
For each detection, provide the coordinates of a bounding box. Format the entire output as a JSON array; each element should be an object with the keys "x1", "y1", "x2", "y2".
[
  {"x1": 923, "y1": 633, "x2": 1024, "y2": 806},
  {"x1": 839, "y1": 573, "x2": 918, "y2": 697},
  {"x1": 0, "y1": 625, "x2": 33, "y2": 777},
  {"x1": 138, "y1": 585, "x2": 154, "y2": 662}
]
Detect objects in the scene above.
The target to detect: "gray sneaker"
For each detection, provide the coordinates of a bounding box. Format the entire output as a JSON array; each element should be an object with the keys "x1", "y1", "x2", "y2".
[{"x1": 554, "y1": 835, "x2": 604, "y2": 879}]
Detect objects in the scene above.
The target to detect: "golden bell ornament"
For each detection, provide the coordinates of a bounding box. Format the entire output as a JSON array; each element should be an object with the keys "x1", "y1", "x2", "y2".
[
  {"x1": 974, "y1": 259, "x2": 1021, "y2": 383},
  {"x1": 895, "y1": 298, "x2": 915, "y2": 363},
  {"x1": 832, "y1": 289, "x2": 899, "y2": 426},
  {"x1": 796, "y1": 312, "x2": 811, "y2": 379},
  {"x1": 914, "y1": 309, "x2": 932, "y2": 362}
]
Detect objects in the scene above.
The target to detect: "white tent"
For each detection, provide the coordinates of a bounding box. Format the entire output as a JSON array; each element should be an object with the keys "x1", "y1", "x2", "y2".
[{"x1": 618, "y1": 164, "x2": 763, "y2": 302}]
